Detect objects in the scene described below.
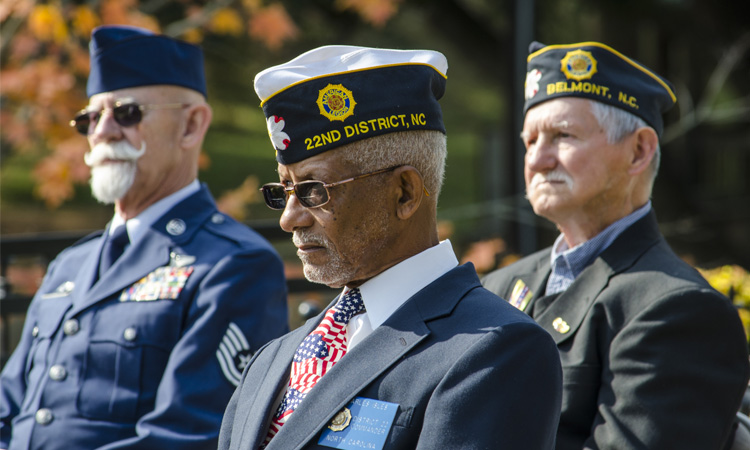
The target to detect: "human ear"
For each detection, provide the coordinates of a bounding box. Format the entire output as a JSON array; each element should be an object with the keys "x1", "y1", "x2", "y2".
[
  {"x1": 181, "y1": 103, "x2": 212, "y2": 149},
  {"x1": 629, "y1": 126, "x2": 658, "y2": 176},
  {"x1": 394, "y1": 166, "x2": 426, "y2": 220}
]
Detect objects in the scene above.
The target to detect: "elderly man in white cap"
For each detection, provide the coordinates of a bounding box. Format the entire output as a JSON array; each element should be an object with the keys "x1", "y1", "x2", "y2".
[{"x1": 218, "y1": 45, "x2": 563, "y2": 450}]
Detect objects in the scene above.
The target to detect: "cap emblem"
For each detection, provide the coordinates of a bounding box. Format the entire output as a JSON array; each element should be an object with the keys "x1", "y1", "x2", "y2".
[
  {"x1": 525, "y1": 68, "x2": 543, "y2": 100},
  {"x1": 560, "y1": 49, "x2": 598, "y2": 81},
  {"x1": 317, "y1": 84, "x2": 356, "y2": 122},
  {"x1": 267, "y1": 115, "x2": 291, "y2": 151}
]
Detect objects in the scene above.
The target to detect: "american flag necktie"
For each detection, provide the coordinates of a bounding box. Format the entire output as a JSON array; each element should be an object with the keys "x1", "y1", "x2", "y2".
[{"x1": 262, "y1": 288, "x2": 365, "y2": 447}]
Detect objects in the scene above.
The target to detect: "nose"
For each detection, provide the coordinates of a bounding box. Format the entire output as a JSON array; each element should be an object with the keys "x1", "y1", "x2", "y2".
[
  {"x1": 279, "y1": 194, "x2": 314, "y2": 233},
  {"x1": 524, "y1": 136, "x2": 557, "y2": 174},
  {"x1": 88, "y1": 109, "x2": 125, "y2": 144}
]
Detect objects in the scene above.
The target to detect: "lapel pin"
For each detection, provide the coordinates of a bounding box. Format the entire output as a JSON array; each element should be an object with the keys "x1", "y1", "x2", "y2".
[
  {"x1": 552, "y1": 317, "x2": 570, "y2": 334},
  {"x1": 328, "y1": 407, "x2": 352, "y2": 432}
]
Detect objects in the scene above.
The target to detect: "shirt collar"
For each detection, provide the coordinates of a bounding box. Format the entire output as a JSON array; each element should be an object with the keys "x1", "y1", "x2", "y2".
[
  {"x1": 108, "y1": 180, "x2": 201, "y2": 245},
  {"x1": 550, "y1": 201, "x2": 652, "y2": 275},
  {"x1": 344, "y1": 239, "x2": 459, "y2": 330}
]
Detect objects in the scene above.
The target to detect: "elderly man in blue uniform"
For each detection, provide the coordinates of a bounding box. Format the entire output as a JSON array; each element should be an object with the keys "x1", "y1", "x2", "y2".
[
  {"x1": 482, "y1": 41, "x2": 750, "y2": 449},
  {"x1": 0, "y1": 25, "x2": 288, "y2": 449},
  {"x1": 217, "y1": 45, "x2": 563, "y2": 450}
]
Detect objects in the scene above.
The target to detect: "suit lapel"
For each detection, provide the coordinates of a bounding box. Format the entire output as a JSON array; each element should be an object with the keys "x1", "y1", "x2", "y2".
[
  {"x1": 269, "y1": 300, "x2": 430, "y2": 450},
  {"x1": 510, "y1": 253, "x2": 551, "y2": 316},
  {"x1": 267, "y1": 264, "x2": 481, "y2": 450},
  {"x1": 70, "y1": 185, "x2": 217, "y2": 316},
  {"x1": 234, "y1": 324, "x2": 315, "y2": 447},
  {"x1": 73, "y1": 231, "x2": 172, "y2": 314},
  {"x1": 532, "y1": 211, "x2": 663, "y2": 344}
]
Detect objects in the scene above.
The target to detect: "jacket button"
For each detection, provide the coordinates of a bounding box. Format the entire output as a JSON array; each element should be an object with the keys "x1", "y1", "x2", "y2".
[
  {"x1": 123, "y1": 327, "x2": 137, "y2": 341},
  {"x1": 63, "y1": 319, "x2": 80, "y2": 336},
  {"x1": 49, "y1": 365, "x2": 67, "y2": 381},
  {"x1": 35, "y1": 408, "x2": 53, "y2": 425}
]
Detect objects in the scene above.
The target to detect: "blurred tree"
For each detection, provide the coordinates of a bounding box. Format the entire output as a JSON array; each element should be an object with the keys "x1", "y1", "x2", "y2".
[{"x1": 0, "y1": 0, "x2": 399, "y2": 209}]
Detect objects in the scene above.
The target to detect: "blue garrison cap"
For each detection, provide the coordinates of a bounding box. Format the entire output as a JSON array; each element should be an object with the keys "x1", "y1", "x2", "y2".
[
  {"x1": 524, "y1": 41, "x2": 676, "y2": 137},
  {"x1": 87, "y1": 25, "x2": 207, "y2": 98},
  {"x1": 254, "y1": 45, "x2": 448, "y2": 165}
]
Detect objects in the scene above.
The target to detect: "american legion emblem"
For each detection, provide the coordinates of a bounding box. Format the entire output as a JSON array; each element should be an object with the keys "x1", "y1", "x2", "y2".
[
  {"x1": 560, "y1": 49, "x2": 598, "y2": 81},
  {"x1": 317, "y1": 84, "x2": 356, "y2": 122}
]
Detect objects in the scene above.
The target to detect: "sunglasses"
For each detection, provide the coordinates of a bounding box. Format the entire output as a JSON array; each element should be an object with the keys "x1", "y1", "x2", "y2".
[
  {"x1": 260, "y1": 165, "x2": 430, "y2": 210},
  {"x1": 69, "y1": 102, "x2": 188, "y2": 135}
]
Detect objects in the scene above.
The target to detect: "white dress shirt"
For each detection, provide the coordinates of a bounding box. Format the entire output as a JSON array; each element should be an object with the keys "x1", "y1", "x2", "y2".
[{"x1": 344, "y1": 239, "x2": 459, "y2": 350}]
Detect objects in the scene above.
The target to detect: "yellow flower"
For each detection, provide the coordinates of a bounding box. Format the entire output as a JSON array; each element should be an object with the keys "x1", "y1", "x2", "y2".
[
  {"x1": 29, "y1": 4, "x2": 68, "y2": 44},
  {"x1": 209, "y1": 8, "x2": 244, "y2": 37},
  {"x1": 71, "y1": 6, "x2": 100, "y2": 38}
]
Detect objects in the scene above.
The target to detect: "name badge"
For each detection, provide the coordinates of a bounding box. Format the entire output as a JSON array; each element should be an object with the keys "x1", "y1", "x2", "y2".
[{"x1": 318, "y1": 397, "x2": 398, "y2": 450}]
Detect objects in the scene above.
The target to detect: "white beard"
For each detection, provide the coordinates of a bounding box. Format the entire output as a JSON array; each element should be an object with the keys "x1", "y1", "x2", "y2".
[{"x1": 85, "y1": 141, "x2": 146, "y2": 204}]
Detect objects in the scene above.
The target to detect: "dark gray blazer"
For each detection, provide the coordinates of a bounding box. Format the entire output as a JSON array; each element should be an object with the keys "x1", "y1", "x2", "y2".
[
  {"x1": 219, "y1": 264, "x2": 563, "y2": 449},
  {"x1": 483, "y1": 211, "x2": 750, "y2": 449}
]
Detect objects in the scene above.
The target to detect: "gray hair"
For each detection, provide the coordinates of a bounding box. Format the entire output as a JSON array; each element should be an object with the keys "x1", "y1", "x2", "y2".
[
  {"x1": 338, "y1": 130, "x2": 447, "y2": 202},
  {"x1": 590, "y1": 101, "x2": 660, "y2": 179}
]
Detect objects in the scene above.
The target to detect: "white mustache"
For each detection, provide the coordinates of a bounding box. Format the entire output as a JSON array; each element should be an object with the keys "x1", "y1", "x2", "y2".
[
  {"x1": 529, "y1": 170, "x2": 574, "y2": 190},
  {"x1": 84, "y1": 141, "x2": 146, "y2": 167},
  {"x1": 293, "y1": 231, "x2": 328, "y2": 248}
]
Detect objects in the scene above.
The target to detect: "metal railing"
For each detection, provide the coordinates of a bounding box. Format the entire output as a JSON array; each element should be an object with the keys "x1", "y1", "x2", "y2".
[{"x1": 0, "y1": 222, "x2": 337, "y2": 367}]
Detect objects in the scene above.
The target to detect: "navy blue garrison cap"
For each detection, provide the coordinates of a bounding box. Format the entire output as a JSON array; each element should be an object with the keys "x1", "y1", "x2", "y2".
[
  {"x1": 254, "y1": 45, "x2": 448, "y2": 165},
  {"x1": 524, "y1": 41, "x2": 676, "y2": 137},
  {"x1": 87, "y1": 25, "x2": 207, "y2": 98}
]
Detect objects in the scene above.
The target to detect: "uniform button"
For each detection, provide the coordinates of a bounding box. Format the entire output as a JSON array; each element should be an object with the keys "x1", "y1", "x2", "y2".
[
  {"x1": 211, "y1": 213, "x2": 225, "y2": 224},
  {"x1": 32, "y1": 326, "x2": 40, "y2": 337},
  {"x1": 63, "y1": 319, "x2": 80, "y2": 336},
  {"x1": 166, "y1": 218, "x2": 186, "y2": 236},
  {"x1": 49, "y1": 365, "x2": 67, "y2": 381},
  {"x1": 35, "y1": 408, "x2": 53, "y2": 425},
  {"x1": 123, "y1": 327, "x2": 137, "y2": 341}
]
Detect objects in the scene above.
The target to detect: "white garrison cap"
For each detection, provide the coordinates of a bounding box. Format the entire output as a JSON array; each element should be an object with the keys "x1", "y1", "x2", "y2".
[
  {"x1": 253, "y1": 45, "x2": 449, "y2": 164},
  {"x1": 254, "y1": 45, "x2": 449, "y2": 104}
]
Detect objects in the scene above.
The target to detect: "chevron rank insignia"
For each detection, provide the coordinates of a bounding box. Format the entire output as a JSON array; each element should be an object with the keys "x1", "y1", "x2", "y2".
[{"x1": 216, "y1": 322, "x2": 253, "y2": 386}]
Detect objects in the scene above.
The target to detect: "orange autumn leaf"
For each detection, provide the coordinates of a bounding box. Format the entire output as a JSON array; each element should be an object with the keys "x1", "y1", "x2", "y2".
[
  {"x1": 216, "y1": 176, "x2": 260, "y2": 221},
  {"x1": 248, "y1": 3, "x2": 298, "y2": 51},
  {"x1": 335, "y1": 0, "x2": 401, "y2": 27},
  {"x1": 32, "y1": 155, "x2": 76, "y2": 208}
]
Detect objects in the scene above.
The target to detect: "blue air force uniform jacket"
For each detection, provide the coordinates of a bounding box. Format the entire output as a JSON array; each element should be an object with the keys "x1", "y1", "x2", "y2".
[
  {"x1": 219, "y1": 264, "x2": 563, "y2": 450},
  {"x1": 482, "y1": 211, "x2": 750, "y2": 449},
  {"x1": 0, "y1": 184, "x2": 289, "y2": 449}
]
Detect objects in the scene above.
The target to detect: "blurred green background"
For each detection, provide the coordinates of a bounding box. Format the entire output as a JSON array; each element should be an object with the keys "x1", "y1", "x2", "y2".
[{"x1": 2, "y1": 0, "x2": 749, "y2": 275}]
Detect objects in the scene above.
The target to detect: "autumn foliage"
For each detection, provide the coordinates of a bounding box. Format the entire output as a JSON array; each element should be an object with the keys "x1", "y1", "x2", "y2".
[{"x1": 0, "y1": 0, "x2": 401, "y2": 210}]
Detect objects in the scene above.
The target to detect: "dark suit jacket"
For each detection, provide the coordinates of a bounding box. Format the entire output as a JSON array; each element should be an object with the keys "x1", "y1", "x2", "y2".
[
  {"x1": 219, "y1": 263, "x2": 563, "y2": 449},
  {"x1": 0, "y1": 184, "x2": 289, "y2": 450},
  {"x1": 483, "y1": 211, "x2": 750, "y2": 450}
]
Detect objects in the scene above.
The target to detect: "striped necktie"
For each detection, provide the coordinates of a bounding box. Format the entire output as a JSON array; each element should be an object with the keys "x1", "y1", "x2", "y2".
[{"x1": 263, "y1": 288, "x2": 365, "y2": 447}]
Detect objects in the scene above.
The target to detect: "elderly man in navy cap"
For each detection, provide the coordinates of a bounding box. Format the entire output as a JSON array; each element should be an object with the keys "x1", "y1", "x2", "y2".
[
  {"x1": 217, "y1": 45, "x2": 563, "y2": 450},
  {"x1": 482, "y1": 41, "x2": 750, "y2": 449},
  {"x1": 0, "y1": 25, "x2": 288, "y2": 449}
]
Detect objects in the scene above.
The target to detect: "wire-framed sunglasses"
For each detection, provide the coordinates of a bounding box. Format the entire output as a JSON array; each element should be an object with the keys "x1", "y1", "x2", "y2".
[
  {"x1": 260, "y1": 165, "x2": 430, "y2": 210},
  {"x1": 69, "y1": 102, "x2": 189, "y2": 135}
]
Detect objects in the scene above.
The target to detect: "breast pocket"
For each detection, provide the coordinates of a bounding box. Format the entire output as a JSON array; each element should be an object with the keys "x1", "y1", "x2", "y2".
[{"x1": 77, "y1": 299, "x2": 183, "y2": 422}]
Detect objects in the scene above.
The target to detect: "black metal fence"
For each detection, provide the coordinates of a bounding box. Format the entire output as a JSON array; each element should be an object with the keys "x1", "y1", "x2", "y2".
[{"x1": 0, "y1": 223, "x2": 337, "y2": 367}]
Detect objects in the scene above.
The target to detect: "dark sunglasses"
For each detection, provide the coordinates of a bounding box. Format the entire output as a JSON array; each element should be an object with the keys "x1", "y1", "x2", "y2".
[
  {"x1": 69, "y1": 102, "x2": 188, "y2": 135},
  {"x1": 260, "y1": 165, "x2": 430, "y2": 210}
]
